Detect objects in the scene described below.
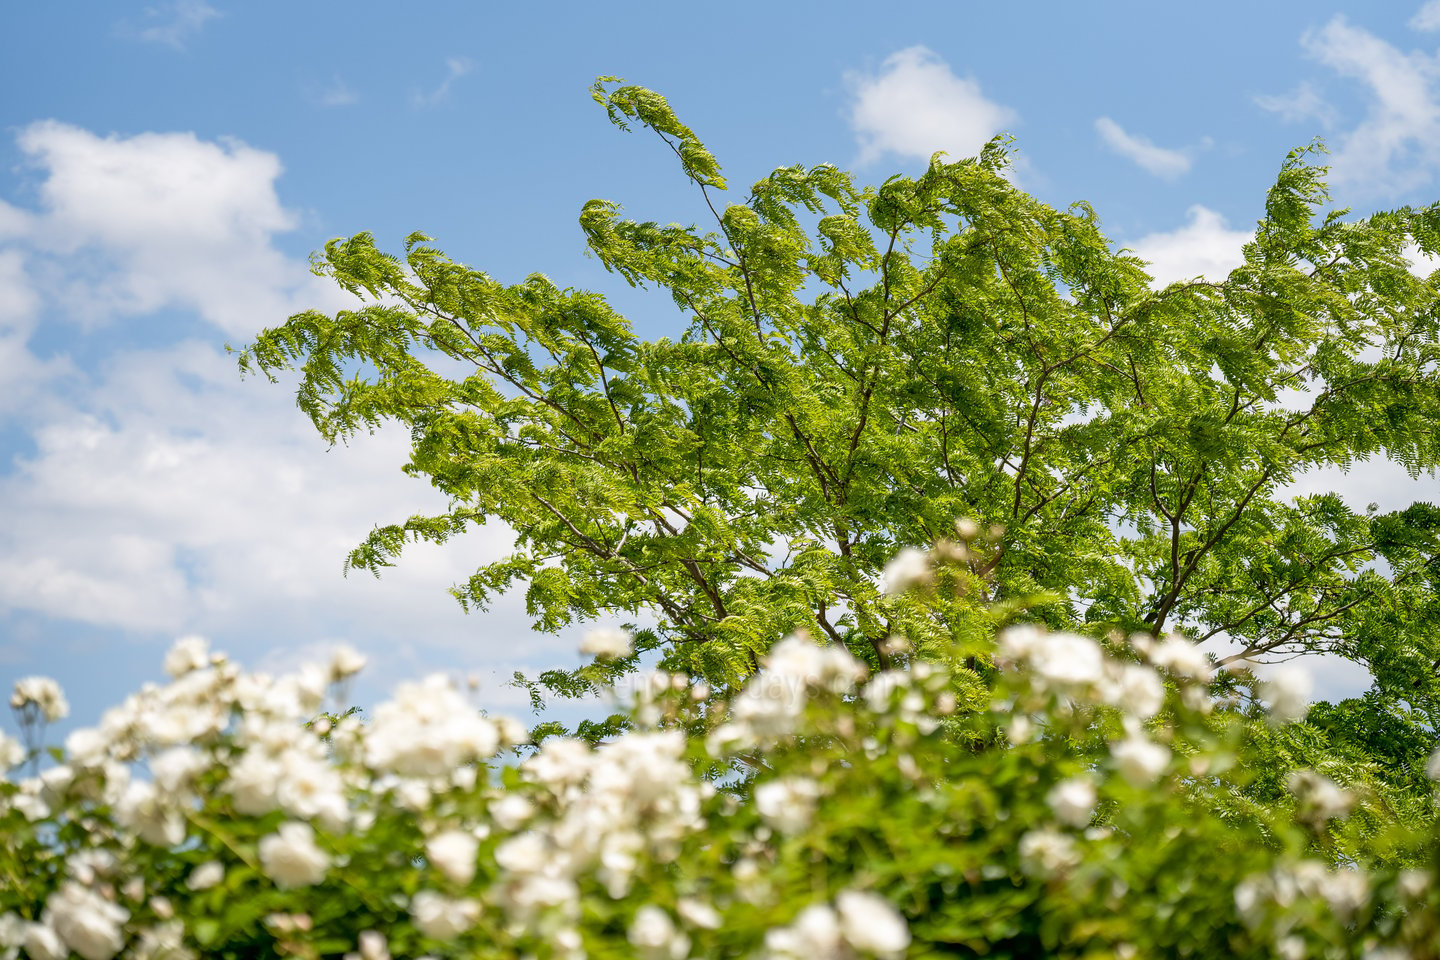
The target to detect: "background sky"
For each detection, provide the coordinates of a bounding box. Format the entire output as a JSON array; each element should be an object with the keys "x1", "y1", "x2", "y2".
[{"x1": 5, "y1": 0, "x2": 1440, "y2": 738}]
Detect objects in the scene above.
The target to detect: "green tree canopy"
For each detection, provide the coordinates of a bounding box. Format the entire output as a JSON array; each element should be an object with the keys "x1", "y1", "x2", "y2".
[{"x1": 241, "y1": 81, "x2": 1440, "y2": 732}]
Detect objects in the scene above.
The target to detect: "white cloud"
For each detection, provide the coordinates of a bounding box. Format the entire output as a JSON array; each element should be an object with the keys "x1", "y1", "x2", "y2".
[
  {"x1": 0, "y1": 248, "x2": 75, "y2": 419},
  {"x1": 1094, "y1": 117, "x2": 1194, "y2": 179},
  {"x1": 316, "y1": 76, "x2": 358, "y2": 108},
  {"x1": 0, "y1": 122, "x2": 580, "y2": 720},
  {"x1": 412, "y1": 57, "x2": 474, "y2": 108},
  {"x1": 1253, "y1": 80, "x2": 1336, "y2": 127},
  {"x1": 1412, "y1": 0, "x2": 1440, "y2": 31},
  {"x1": 1269, "y1": 15, "x2": 1440, "y2": 196},
  {"x1": 1127, "y1": 205, "x2": 1252, "y2": 287},
  {"x1": 846, "y1": 46, "x2": 1018, "y2": 166},
  {"x1": 130, "y1": 0, "x2": 221, "y2": 49},
  {"x1": 14, "y1": 121, "x2": 347, "y2": 336}
]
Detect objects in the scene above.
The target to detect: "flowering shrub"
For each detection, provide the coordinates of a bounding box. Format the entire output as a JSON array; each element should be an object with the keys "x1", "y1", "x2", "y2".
[{"x1": 3, "y1": 619, "x2": 1439, "y2": 959}]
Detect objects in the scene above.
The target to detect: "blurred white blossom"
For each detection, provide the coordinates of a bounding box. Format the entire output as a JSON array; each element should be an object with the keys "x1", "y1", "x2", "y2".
[
  {"x1": 580, "y1": 627, "x2": 634, "y2": 659},
  {"x1": 1111, "y1": 735, "x2": 1170, "y2": 786},
  {"x1": 11, "y1": 677, "x2": 68, "y2": 722},
  {"x1": 409, "y1": 891, "x2": 479, "y2": 941},
  {"x1": 1047, "y1": 778, "x2": 1097, "y2": 828},
  {"x1": 426, "y1": 829, "x2": 479, "y2": 885},
  {"x1": 836, "y1": 890, "x2": 911, "y2": 957},
  {"x1": 880, "y1": 547, "x2": 931, "y2": 594},
  {"x1": 258, "y1": 822, "x2": 330, "y2": 889},
  {"x1": 1263, "y1": 664, "x2": 1313, "y2": 725}
]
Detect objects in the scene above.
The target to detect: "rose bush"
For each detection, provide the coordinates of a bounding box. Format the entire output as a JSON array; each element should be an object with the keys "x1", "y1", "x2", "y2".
[{"x1": 3, "y1": 559, "x2": 1439, "y2": 959}]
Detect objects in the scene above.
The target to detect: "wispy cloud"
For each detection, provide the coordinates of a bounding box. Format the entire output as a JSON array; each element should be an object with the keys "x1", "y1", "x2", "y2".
[
  {"x1": 845, "y1": 46, "x2": 1017, "y2": 166},
  {"x1": 1411, "y1": 0, "x2": 1440, "y2": 31},
  {"x1": 1258, "y1": 15, "x2": 1440, "y2": 197},
  {"x1": 1093, "y1": 117, "x2": 1196, "y2": 180},
  {"x1": 412, "y1": 57, "x2": 474, "y2": 108},
  {"x1": 316, "y1": 75, "x2": 358, "y2": 108},
  {"x1": 127, "y1": 0, "x2": 221, "y2": 49},
  {"x1": 1253, "y1": 80, "x2": 1337, "y2": 128}
]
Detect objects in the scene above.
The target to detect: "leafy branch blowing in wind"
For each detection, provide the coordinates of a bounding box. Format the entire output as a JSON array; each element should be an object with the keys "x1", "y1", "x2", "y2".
[{"x1": 240, "y1": 79, "x2": 1440, "y2": 715}]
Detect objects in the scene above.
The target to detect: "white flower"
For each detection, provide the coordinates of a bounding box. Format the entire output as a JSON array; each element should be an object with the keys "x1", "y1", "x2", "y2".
[
  {"x1": 163, "y1": 636, "x2": 210, "y2": 679},
  {"x1": 11, "y1": 677, "x2": 68, "y2": 722},
  {"x1": 346, "y1": 931, "x2": 389, "y2": 960},
  {"x1": 226, "y1": 749, "x2": 281, "y2": 815},
  {"x1": 1317, "y1": 867, "x2": 1368, "y2": 919},
  {"x1": 628, "y1": 906, "x2": 689, "y2": 960},
  {"x1": 1361, "y1": 948, "x2": 1409, "y2": 960},
  {"x1": 364, "y1": 675, "x2": 500, "y2": 778},
  {"x1": 275, "y1": 748, "x2": 349, "y2": 829},
  {"x1": 1018, "y1": 630, "x2": 1105, "y2": 691},
  {"x1": 1287, "y1": 770, "x2": 1353, "y2": 822},
  {"x1": 258, "y1": 821, "x2": 330, "y2": 889},
  {"x1": 727, "y1": 636, "x2": 865, "y2": 743},
  {"x1": 1399, "y1": 868, "x2": 1430, "y2": 900},
  {"x1": 426, "y1": 829, "x2": 479, "y2": 885},
  {"x1": 676, "y1": 897, "x2": 722, "y2": 930},
  {"x1": 764, "y1": 904, "x2": 842, "y2": 959},
  {"x1": 186, "y1": 862, "x2": 225, "y2": 892},
  {"x1": 836, "y1": 890, "x2": 911, "y2": 957},
  {"x1": 131, "y1": 920, "x2": 195, "y2": 960},
  {"x1": 1150, "y1": 635, "x2": 1212, "y2": 682},
  {"x1": 1110, "y1": 735, "x2": 1170, "y2": 786},
  {"x1": 1007, "y1": 715, "x2": 1034, "y2": 744},
  {"x1": 1426, "y1": 745, "x2": 1440, "y2": 782},
  {"x1": 1233, "y1": 877, "x2": 1264, "y2": 927},
  {"x1": 0, "y1": 913, "x2": 23, "y2": 951},
  {"x1": 1046, "y1": 778, "x2": 1097, "y2": 828},
  {"x1": 23, "y1": 922, "x2": 66, "y2": 960},
  {"x1": 150, "y1": 747, "x2": 208, "y2": 795},
  {"x1": 1018, "y1": 828, "x2": 1080, "y2": 877},
  {"x1": 997, "y1": 624, "x2": 1042, "y2": 662},
  {"x1": 755, "y1": 777, "x2": 822, "y2": 834},
  {"x1": 1277, "y1": 935, "x2": 1305, "y2": 960},
  {"x1": 1263, "y1": 664, "x2": 1312, "y2": 725},
  {"x1": 494, "y1": 833, "x2": 548, "y2": 874},
  {"x1": 524, "y1": 738, "x2": 592, "y2": 789},
  {"x1": 409, "y1": 891, "x2": 480, "y2": 941},
  {"x1": 1115, "y1": 664, "x2": 1166, "y2": 720},
  {"x1": 114, "y1": 780, "x2": 186, "y2": 847},
  {"x1": 490, "y1": 794, "x2": 534, "y2": 830},
  {"x1": 0, "y1": 732, "x2": 24, "y2": 772},
  {"x1": 880, "y1": 547, "x2": 930, "y2": 595},
  {"x1": 774, "y1": 636, "x2": 866, "y2": 694},
  {"x1": 329, "y1": 645, "x2": 369, "y2": 682},
  {"x1": 46, "y1": 882, "x2": 129, "y2": 960},
  {"x1": 580, "y1": 627, "x2": 634, "y2": 659}
]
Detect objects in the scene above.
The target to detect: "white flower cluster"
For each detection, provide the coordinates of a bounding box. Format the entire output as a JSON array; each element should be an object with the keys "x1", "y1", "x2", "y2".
[
  {"x1": 1286, "y1": 769, "x2": 1354, "y2": 826},
  {"x1": 496, "y1": 728, "x2": 708, "y2": 948},
  {"x1": 879, "y1": 547, "x2": 931, "y2": 595},
  {"x1": 0, "y1": 623, "x2": 1416, "y2": 960},
  {"x1": 762, "y1": 890, "x2": 911, "y2": 959},
  {"x1": 11, "y1": 676, "x2": 69, "y2": 723},
  {"x1": 708, "y1": 635, "x2": 867, "y2": 750},
  {"x1": 997, "y1": 626, "x2": 1183, "y2": 717},
  {"x1": 579, "y1": 627, "x2": 634, "y2": 659},
  {"x1": 1235, "y1": 859, "x2": 1371, "y2": 929},
  {"x1": 996, "y1": 626, "x2": 1188, "y2": 785}
]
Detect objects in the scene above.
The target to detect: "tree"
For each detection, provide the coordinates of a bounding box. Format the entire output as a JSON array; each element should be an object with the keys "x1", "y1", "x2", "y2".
[{"x1": 240, "y1": 81, "x2": 1440, "y2": 742}]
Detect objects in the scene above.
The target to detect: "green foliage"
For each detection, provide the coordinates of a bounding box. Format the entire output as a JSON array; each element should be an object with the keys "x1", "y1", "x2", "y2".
[
  {"x1": 238, "y1": 80, "x2": 1440, "y2": 828},
  {"x1": 241, "y1": 83, "x2": 1440, "y2": 703}
]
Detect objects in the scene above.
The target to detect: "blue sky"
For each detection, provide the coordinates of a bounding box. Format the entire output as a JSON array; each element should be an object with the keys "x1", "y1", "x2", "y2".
[{"x1": 5, "y1": 0, "x2": 1440, "y2": 735}]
